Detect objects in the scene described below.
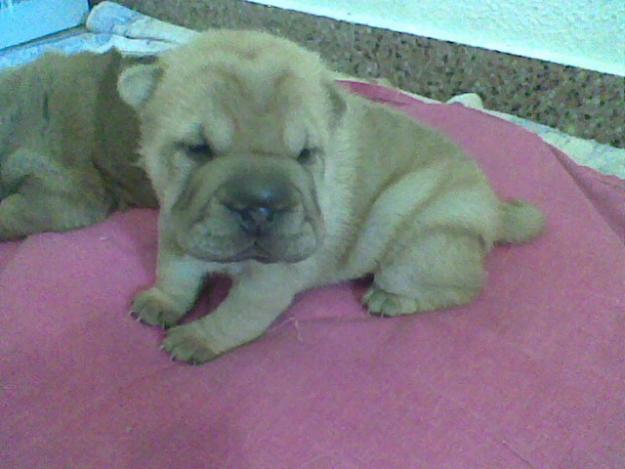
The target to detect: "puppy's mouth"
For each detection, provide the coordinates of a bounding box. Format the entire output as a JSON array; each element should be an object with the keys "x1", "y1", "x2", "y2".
[{"x1": 224, "y1": 241, "x2": 276, "y2": 264}]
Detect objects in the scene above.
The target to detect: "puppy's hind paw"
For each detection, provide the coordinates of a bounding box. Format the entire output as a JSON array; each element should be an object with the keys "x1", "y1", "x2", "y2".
[{"x1": 363, "y1": 287, "x2": 420, "y2": 317}]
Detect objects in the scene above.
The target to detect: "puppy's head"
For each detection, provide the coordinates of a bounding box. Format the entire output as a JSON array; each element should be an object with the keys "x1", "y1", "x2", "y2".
[{"x1": 118, "y1": 30, "x2": 346, "y2": 263}]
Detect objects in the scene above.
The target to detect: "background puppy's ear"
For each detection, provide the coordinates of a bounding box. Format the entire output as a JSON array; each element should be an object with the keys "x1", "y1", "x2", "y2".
[
  {"x1": 117, "y1": 63, "x2": 163, "y2": 110},
  {"x1": 324, "y1": 81, "x2": 347, "y2": 126}
]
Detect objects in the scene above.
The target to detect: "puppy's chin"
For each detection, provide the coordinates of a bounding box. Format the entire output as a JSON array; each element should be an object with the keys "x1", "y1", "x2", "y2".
[{"x1": 209, "y1": 242, "x2": 317, "y2": 264}]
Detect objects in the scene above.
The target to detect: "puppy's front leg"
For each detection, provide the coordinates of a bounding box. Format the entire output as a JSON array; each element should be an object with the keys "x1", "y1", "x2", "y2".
[
  {"x1": 163, "y1": 269, "x2": 298, "y2": 364},
  {"x1": 132, "y1": 238, "x2": 209, "y2": 328}
]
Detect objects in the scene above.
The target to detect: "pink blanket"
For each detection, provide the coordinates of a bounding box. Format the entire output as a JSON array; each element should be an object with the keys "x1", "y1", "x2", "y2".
[{"x1": 1, "y1": 82, "x2": 624, "y2": 468}]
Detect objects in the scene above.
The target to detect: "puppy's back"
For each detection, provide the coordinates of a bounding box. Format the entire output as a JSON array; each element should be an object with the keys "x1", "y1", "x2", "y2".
[{"x1": 0, "y1": 51, "x2": 118, "y2": 164}]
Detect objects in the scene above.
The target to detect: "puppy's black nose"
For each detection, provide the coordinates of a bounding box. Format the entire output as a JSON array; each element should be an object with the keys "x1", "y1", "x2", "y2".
[{"x1": 217, "y1": 173, "x2": 296, "y2": 235}]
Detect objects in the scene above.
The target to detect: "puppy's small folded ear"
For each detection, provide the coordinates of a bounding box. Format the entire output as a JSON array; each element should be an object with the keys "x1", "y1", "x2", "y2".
[
  {"x1": 118, "y1": 63, "x2": 163, "y2": 110},
  {"x1": 324, "y1": 80, "x2": 347, "y2": 126}
]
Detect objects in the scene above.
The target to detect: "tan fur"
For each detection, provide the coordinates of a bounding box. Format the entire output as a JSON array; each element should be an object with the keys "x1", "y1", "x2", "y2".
[
  {"x1": 0, "y1": 50, "x2": 157, "y2": 240},
  {"x1": 117, "y1": 30, "x2": 545, "y2": 364},
  {"x1": 497, "y1": 200, "x2": 545, "y2": 243}
]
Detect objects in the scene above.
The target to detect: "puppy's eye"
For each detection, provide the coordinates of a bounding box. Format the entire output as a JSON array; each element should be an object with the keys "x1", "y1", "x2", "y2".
[
  {"x1": 181, "y1": 140, "x2": 214, "y2": 161},
  {"x1": 297, "y1": 148, "x2": 316, "y2": 165}
]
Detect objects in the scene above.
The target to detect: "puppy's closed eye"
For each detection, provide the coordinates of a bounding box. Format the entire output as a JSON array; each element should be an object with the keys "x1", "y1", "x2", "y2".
[
  {"x1": 297, "y1": 148, "x2": 318, "y2": 165},
  {"x1": 180, "y1": 139, "x2": 214, "y2": 162}
]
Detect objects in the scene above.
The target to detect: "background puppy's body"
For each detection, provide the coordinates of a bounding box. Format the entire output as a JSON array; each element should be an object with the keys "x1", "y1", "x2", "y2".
[{"x1": 0, "y1": 50, "x2": 156, "y2": 240}]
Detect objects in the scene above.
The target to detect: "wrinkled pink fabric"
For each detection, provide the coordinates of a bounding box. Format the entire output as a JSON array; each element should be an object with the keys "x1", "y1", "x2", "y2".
[{"x1": 1, "y1": 82, "x2": 624, "y2": 468}]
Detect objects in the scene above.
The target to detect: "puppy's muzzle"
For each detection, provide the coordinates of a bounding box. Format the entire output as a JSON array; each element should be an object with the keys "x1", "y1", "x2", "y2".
[{"x1": 216, "y1": 173, "x2": 298, "y2": 237}]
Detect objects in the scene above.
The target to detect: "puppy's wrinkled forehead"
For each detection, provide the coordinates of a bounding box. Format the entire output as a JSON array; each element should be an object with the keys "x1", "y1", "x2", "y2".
[
  {"x1": 156, "y1": 37, "x2": 330, "y2": 155},
  {"x1": 211, "y1": 67, "x2": 309, "y2": 154}
]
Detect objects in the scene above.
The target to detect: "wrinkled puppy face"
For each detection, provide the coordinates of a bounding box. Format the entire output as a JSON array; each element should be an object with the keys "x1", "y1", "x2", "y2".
[
  {"x1": 118, "y1": 32, "x2": 345, "y2": 263},
  {"x1": 169, "y1": 138, "x2": 323, "y2": 264}
]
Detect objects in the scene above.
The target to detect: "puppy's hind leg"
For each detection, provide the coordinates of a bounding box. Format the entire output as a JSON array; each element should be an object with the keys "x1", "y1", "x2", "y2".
[
  {"x1": 363, "y1": 227, "x2": 487, "y2": 316},
  {"x1": 0, "y1": 146, "x2": 115, "y2": 240}
]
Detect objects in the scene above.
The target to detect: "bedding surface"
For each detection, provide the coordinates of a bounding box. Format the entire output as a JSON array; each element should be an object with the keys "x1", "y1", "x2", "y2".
[{"x1": 1, "y1": 83, "x2": 623, "y2": 468}]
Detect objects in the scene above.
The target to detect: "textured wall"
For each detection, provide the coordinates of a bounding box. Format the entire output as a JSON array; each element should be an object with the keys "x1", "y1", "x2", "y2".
[
  {"x1": 100, "y1": 0, "x2": 624, "y2": 148},
  {"x1": 247, "y1": 0, "x2": 625, "y2": 76}
]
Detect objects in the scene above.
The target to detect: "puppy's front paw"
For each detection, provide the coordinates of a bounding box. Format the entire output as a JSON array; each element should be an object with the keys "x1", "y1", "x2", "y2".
[
  {"x1": 163, "y1": 323, "x2": 218, "y2": 365},
  {"x1": 131, "y1": 287, "x2": 187, "y2": 328}
]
